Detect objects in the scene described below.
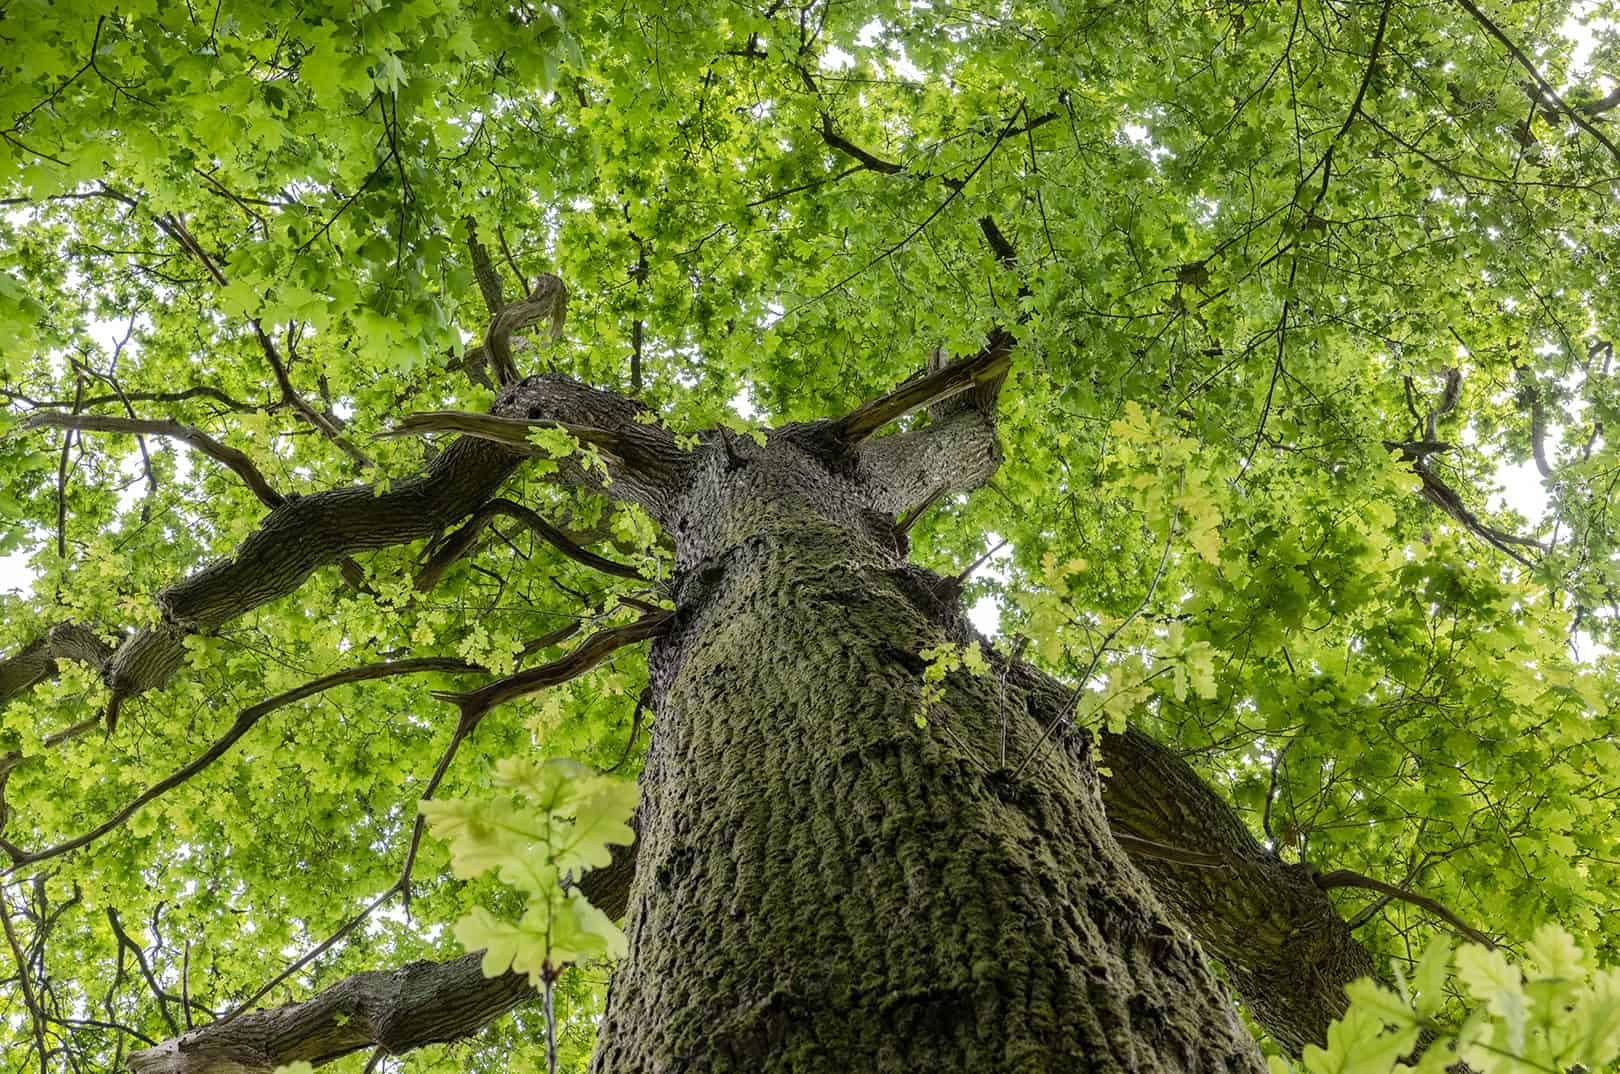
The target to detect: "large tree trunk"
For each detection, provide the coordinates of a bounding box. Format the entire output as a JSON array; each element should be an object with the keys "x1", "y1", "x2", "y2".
[{"x1": 589, "y1": 431, "x2": 1266, "y2": 1073}]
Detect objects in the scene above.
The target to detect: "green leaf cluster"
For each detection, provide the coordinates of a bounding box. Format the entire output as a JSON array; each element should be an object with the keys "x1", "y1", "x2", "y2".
[
  {"x1": 1279, "y1": 929, "x2": 1620, "y2": 1074},
  {"x1": 421, "y1": 758, "x2": 636, "y2": 984}
]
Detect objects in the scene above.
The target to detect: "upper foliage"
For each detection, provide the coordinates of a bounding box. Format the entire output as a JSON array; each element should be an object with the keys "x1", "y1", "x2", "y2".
[{"x1": 1, "y1": 0, "x2": 1618, "y2": 1068}]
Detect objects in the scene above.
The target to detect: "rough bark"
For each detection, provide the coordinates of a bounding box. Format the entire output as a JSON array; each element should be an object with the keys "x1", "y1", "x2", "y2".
[
  {"x1": 1094, "y1": 727, "x2": 1378, "y2": 1056},
  {"x1": 93, "y1": 360, "x2": 1378, "y2": 1074},
  {"x1": 125, "y1": 953, "x2": 533, "y2": 1074},
  {"x1": 116, "y1": 364, "x2": 1386, "y2": 1074},
  {"x1": 0, "y1": 623, "x2": 115, "y2": 702},
  {"x1": 105, "y1": 369, "x2": 1391, "y2": 1074},
  {"x1": 116, "y1": 716, "x2": 1384, "y2": 1074},
  {"x1": 590, "y1": 428, "x2": 1265, "y2": 1073}
]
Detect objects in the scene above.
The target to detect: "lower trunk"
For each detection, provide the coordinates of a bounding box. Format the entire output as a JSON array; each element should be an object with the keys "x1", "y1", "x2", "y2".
[{"x1": 591, "y1": 511, "x2": 1265, "y2": 1072}]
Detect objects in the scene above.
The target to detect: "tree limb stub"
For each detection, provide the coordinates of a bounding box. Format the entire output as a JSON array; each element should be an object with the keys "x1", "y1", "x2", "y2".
[{"x1": 833, "y1": 332, "x2": 1014, "y2": 442}]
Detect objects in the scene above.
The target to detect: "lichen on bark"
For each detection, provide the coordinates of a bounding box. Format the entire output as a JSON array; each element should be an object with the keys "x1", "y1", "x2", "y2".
[{"x1": 590, "y1": 426, "x2": 1266, "y2": 1073}]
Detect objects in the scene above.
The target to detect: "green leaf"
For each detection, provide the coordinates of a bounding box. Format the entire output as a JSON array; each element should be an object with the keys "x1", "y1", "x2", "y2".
[{"x1": 1411, "y1": 936, "x2": 1452, "y2": 1018}]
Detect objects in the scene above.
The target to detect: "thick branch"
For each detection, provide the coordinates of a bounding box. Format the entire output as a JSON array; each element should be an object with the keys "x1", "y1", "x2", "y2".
[
  {"x1": 1315, "y1": 869, "x2": 1494, "y2": 947},
  {"x1": 19, "y1": 413, "x2": 284, "y2": 508},
  {"x1": 414, "y1": 498, "x2": 644, "y2": 592},
  {"x1": 1090, "y1": 722, "x2": 1378, "y2": 1056},
  {"x1": 382, "y1": 412, "x2": 626, "y2": 460},
  {"x1": 4, "y1": 376, "x2": 683, "y2": 724},
  {"x1": 123, "y1": 834, "x2": 636, "y2": 1074},
  {"x1": 384, "y1": 389, "x2": 685, "y2": 518},
  {"x1": 434, "y1": 612, "x2": 673, "y2": 724},
  {"x1": 857, "y1": 405, "x2": 1005, "y2": 516},
  {"x1": 125, "y1": 953, "x2": 533, "y2": 1074},
  {"x1": 0, "y1": 623, "x2": 115, "y2": 702}
]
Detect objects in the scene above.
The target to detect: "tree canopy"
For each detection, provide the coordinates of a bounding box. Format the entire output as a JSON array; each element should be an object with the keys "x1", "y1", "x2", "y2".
[{"x1": 2, "y1": 0, "x2": 1620, "y2": 1069}]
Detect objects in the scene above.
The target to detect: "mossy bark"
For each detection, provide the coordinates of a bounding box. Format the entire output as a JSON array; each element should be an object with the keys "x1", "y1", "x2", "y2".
[{"x1": 590, "y1": 433, "x2": 1266, "y2": 1073}]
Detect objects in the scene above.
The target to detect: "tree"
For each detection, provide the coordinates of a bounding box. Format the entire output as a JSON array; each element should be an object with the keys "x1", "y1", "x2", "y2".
[{"x1": 2, "y1": 0, "x2": 1619, "y2": 1069}]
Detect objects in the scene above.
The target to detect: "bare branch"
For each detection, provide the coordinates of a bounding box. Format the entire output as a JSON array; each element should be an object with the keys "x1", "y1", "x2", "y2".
[
  {"x1": 381, "y1": 411, "x2": 625, "y2": 460},
  {"x1": 484, "y1": 276, "x2": 567, "y2": 387},
  {"x1": 833, "y1": 336, "x2": 1014, "y2": 442},
  {"x1": 19, "y1": 413, "x2": 285, "y2": 508},
  {"x1": 415, "y1": 499, "x2": 645, "y2": 592},
  {"x1": 1315, "y1": 869, "x2": 1495, "y2": 948},
  {"x1": 433, "y1": 611, "x2": 672, "y2": 724},
  {"x1": 0, "y1": 659, "x2": 483, "y2": 871},
  {"x1": 0, "y1": 377, "x2": 679, "y2": 725}
]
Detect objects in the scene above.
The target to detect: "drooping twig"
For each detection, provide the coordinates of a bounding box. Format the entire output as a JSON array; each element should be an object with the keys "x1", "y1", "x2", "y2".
[
  {"x1": 251, "y1": 322, "x2": 374, "y2": 470},
  {"x1": 397, "y1": 612, "x2": 669, "y2": 912},
  {"x1": 606, "y1": 687, "x2": 652, "y2": 773},
  {"x1": 1012, "y1": 492, "x2": 1182, "y2": 779}
]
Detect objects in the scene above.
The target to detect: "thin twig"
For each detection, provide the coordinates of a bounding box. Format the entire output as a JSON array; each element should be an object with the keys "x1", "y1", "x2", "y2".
[
  {"x1": 1, "y1": 659, "x2": 481, "y2": 872},
  {"x1": 0, "y1": 889, "x2": 49, "y2": 1074},
  {"x1": 1315, "y1": 868, "x2": 1494, "y2": 947},
  {"x1": 1012, "y1": 493, "x2": 1182, "y2": 779},
  {"x1": 1453, "y1": 0, "x2": 1620, "y2": 163}
]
